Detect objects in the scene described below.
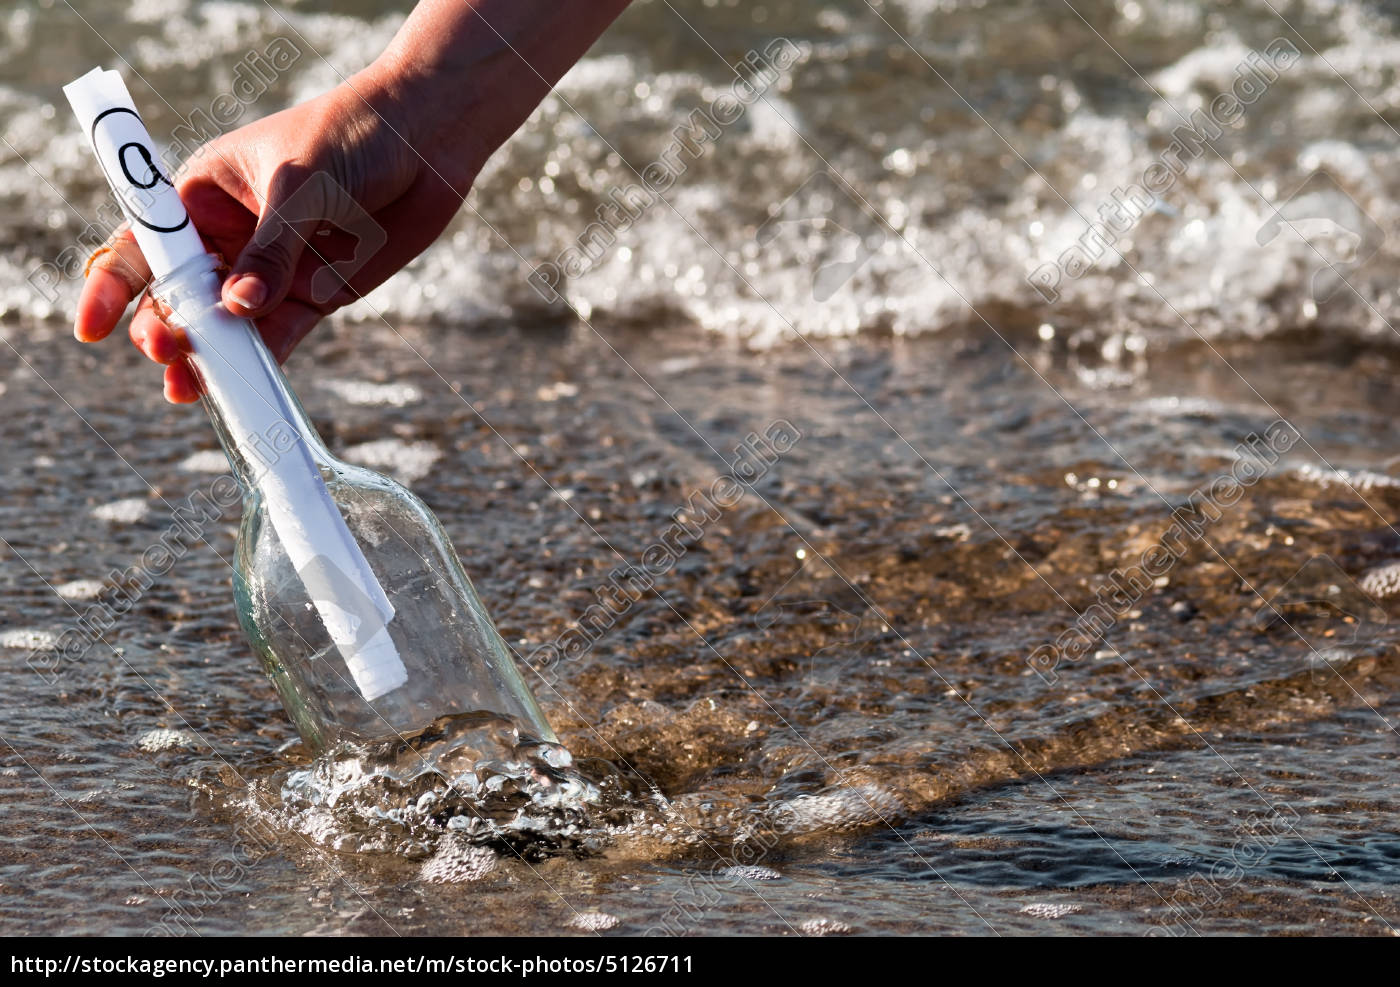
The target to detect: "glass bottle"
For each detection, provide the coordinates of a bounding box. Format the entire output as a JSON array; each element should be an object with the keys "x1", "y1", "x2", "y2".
[{"x1": 152, "y1": 254, "x2": 553, "y2": 754}]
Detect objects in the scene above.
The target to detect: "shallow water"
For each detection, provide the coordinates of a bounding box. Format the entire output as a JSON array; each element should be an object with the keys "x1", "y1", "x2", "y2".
[{"x1": 4, "y1": 0, "x2": 1400, "y2": 936}]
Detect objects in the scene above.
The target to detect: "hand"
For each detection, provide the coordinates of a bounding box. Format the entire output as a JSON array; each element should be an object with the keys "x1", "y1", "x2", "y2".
[
  {"x1": 73, "y1": 0, "x2": 633, "y2": 403},
  {"x1": 74, "y1": 67, "x2": 479, "y2": 403}
]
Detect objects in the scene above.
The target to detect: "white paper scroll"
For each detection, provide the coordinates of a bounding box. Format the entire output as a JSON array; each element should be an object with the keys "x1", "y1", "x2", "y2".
[{"x1": 65, "y1": 67, "x2": 408, "y2": 701}]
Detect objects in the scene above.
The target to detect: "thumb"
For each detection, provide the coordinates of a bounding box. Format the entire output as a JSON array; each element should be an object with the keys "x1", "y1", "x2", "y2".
[{"x1": 225, "y1": 167, "x2": 342, "y2": 316}]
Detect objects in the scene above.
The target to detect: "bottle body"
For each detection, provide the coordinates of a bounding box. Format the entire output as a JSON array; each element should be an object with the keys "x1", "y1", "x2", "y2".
[
  {"x1": 154, "y1": 253, "x2": 553, "y2": 754},
  {"x1": 233, "y1": 460, "x2": 554, "y2": 753}
]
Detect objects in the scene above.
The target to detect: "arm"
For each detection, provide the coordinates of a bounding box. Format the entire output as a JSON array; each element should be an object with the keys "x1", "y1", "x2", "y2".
[{"x1": 75, "y1": 0, "x2": 632, "y2": 402}]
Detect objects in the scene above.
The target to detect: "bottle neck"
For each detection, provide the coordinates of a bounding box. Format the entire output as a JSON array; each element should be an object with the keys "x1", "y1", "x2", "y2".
[
  {"x1": 151, "y1": 254, "x2": 335, "y2": 492},
  {"x1": 200, "y1": 364, "x2": 335, "y2": 494}
]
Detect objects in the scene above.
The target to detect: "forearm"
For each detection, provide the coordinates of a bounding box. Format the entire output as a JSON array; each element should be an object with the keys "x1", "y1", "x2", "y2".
[{"x1": 365, "y1": 0, "x2": 633, "y2": 189}]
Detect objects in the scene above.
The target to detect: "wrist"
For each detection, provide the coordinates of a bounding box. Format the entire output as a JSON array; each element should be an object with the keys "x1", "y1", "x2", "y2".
[{"x1": 359, "y1": 44, "x2": 492, "y2": 196}]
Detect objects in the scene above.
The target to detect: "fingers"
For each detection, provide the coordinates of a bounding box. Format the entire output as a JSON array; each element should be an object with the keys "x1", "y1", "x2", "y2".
[
  {"x1": 283, "y1": 181, "x2": 458, "y2": 312},
  {"x1": 128, "y1": 305, "x2": 197, "y2": 404},
  {"x1": 129, "y1": 303, "x2": 183, "y2": 366},
  {"x1": 225, "y1": 164, "x2": 336, "y2": 319},
  {"x1": 75, "y1": 228, "x2": 150, "y2": 342},
  {"x1": 163, "y1": 362, "x2": 200, "y2": 404},
  {"x1": 139, "y1": 298, "x2": 314, "y2": 405},
  {"x1": 154, "y1": 299, "x2": 314, "y2": 404}
]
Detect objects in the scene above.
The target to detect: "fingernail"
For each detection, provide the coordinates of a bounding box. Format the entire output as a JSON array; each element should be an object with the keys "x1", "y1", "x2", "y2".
[{"x1": 227, "y1": 275, "x2": 267, "y2": 311}]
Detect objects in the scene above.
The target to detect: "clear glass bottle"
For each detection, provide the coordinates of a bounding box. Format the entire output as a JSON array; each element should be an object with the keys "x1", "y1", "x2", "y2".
[{"x1": 153, "y1": 254, "x2": 553, "y2": 754}]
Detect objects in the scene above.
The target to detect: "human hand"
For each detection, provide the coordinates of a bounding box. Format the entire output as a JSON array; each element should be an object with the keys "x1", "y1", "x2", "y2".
[
  {"x1": 73, "y1": 0, "x2": 633, "y2": 403},
  {"x1": 74, "y1": 67, "x2": 480, "y2": 403}
]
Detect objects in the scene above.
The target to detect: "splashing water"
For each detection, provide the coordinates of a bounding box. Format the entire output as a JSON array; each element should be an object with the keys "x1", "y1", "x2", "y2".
[{"x1": 236, "y1": 713, "x2": 657, "y2": 860}]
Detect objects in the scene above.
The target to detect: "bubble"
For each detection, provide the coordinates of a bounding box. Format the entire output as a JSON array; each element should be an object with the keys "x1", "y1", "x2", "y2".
[
  {"x1": 1020, "y1": 903, "x2": 1081, "y2": 919},
  {"x1": 799, "y1": 918, "x2": 851, "y2": 936},
  {"x1": 417, "y1": 837, "x2": 499, "y2": 884}
]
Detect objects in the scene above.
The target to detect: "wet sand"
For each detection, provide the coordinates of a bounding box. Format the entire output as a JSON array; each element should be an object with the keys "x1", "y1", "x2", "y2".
[{"x1": 2, "y1": 315, "x2": 1399, "y2": 935}]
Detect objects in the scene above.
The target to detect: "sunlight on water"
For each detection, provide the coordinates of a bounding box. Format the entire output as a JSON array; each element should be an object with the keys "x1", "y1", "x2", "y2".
[{"x1": 6, "y1": 0, "x2": 1400, "y2": 937}]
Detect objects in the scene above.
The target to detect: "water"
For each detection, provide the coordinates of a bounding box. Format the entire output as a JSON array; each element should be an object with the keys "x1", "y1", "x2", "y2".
[{"x1": 3, "y1": 0, "x2": 1400, "y2": 936}]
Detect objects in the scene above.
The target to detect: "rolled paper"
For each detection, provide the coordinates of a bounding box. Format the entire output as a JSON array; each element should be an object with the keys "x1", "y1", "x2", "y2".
[
  {"x1": 63, "y1": 68, "x2": 205, "y2": 281},
  {"x1": 65, "y1": 67, "x2": 408, "y2": 701}
]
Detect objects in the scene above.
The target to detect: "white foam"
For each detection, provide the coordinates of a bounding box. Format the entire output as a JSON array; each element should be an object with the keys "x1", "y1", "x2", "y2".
[
  {"x1": 417, "y1": 838, "x2": 498, "y2": 884},
  {"x1": 135, "y1": 728, "x2": 201, "y2": 753},
  {"x1": 91, "y1": 498, "x2": 149, "y2": 523},
  {"x1": 342, "y1": 438, "x2": 443, "y2": 484},
  {"x1": 1296, "y1": 464, "x2": 1400, "y2": 491},
  {"x1": 56, "y1": 579, "x2": 105, "y2": 601},
  {"x1": 799, "y1": 917, "x2": 852, "y2": 936},
  {"x1": 14, "y1": 0, "x2": 1400, "y2": 358},
  {"x1": 777, "y1": 784, "x2": 902, "y2": 833},
  {"x1": 558, "y1": 54, "x2": 636, "y2": 95},
  {"x1": 0, "y1": 628, "x2": 56, "y2": 649},
  {"x1": 568, "y1": 912, "x2": 620, "y2": 931},
  {"x1": 319, "y1": 378, "x2": 423, "y2": 408},
  {"x1": 1360, "y1": 562, "x2": 1400, "y2": 600},
  {"x1": 1020, "y1": 902, "x2": 1081, "y2": 919},
  {"x1": 177, "y1": 449, "x2": 230, "y2": 474}
]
